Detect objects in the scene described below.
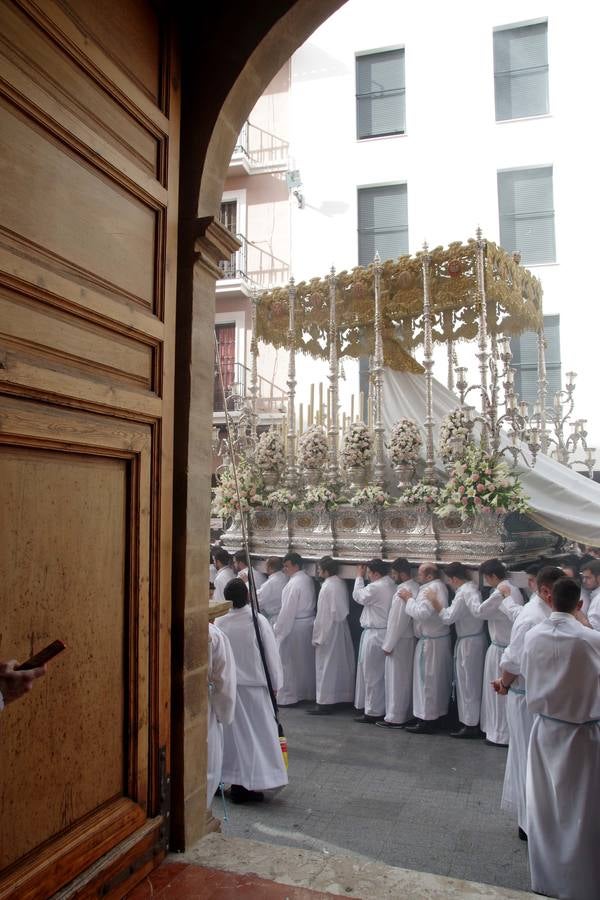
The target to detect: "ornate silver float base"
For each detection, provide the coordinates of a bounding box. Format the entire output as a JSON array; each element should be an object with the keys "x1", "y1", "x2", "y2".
[
  {"x1": 334, "y1": 504, "x2": 382, "y2": 558},
  {"x1": 250, "y1": 507, "x2": 289, "y2": 556},
  {"x1": 289, "y1": 506, "x2": 334, "y2": 557},
  {"x1": 381, "y1": 504, "x2": 437, "y2": 560}
]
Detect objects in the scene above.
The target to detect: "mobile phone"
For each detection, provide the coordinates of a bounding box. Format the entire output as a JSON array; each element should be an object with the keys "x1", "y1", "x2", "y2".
[{"x1": 16, "y1": 640, "x2": 66, "y2": 670}]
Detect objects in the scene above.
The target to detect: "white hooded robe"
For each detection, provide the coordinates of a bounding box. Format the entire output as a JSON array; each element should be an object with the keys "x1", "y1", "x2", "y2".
[
  {"x1": 381, "y1": 579, "x2": 418, "y2": 724},
  {"x1": 353, "y1": 575, "x2": 396, "y2": 717},
  {"x1": 274, "y1": 569, "x2": 316, "y2": 705},
  {"x1": 207, "y1": 622, "x2": 236, "y2": 805},
  {"x1": 313, "y1": 574, "x2": 355, "y2": 705},
  {"x1": 406, "y1": 579, "x2": 452, "y2": 721}
]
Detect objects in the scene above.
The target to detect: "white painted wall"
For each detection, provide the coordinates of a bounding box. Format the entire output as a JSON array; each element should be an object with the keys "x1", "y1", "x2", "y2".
[{"x1": 286, "y1": 0, "x2": 600, "y2": 449}]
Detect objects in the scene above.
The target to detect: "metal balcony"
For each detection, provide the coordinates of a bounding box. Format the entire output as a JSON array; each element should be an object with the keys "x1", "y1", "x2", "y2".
[
  {"x1": 229, "y1": 121, "x2": 289, "y2": 175},
  {"x1": 216, "y1": 233, "x2": 289, "y2": 295},
  {"x1": 213, "y1": 361, "x2": 287, "y2": 420}
]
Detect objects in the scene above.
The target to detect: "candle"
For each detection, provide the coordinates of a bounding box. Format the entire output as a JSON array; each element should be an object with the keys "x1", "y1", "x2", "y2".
[
  {"x1": 566, "y1": 371, "x2": 576, "y2": 387},
  {"x1": 319, "y1": 382, "x2": 323, "y2": 416},
  {"x1": 359, "y1": 391, "x2": 364, "y2": 421},
  {"x1": 299, "y1": 403, "x2": 303, "y2": 434},
  {"x1": 308, "y1": 403, "x2": 313, "y2": 426},
  {"x1": 350, "y1": 394, "x2": 355, "y2": 423},
  {"x1": 553, "y1": 393, "x2": 562, "y2": 412},
  {"x1": 327, "y1": 390, "x2": 331, "y2": 428},
  {"x1": 368, "y1": 396, "x2": 373, "y2": 430},
  {"x1": 342, "y1": 412, "x2": 347, "y2": 434},
  {"x1": 519, "y1": 401, "x2": 528, "y2": 417},
  {"x1": 310, "y1": 383, "x2": 315, "y2": 411}
]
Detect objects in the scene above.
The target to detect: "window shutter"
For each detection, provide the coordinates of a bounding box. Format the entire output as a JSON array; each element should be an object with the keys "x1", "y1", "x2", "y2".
[
  {"x1": 357, "y1": 184, "x2": 409, "y2": 266},
  {"x1": 356, "y1": 49, "x2": 405, "y2": 139},
  {"x1": 494, "y1": 22, "x2": 548, "y2": 120},
  {"x1": 510, "y1": 314, "x2": 561, "y2": 408},
  {"x1": 497, "y1": 167, "x2": 556, "y2": 265}
]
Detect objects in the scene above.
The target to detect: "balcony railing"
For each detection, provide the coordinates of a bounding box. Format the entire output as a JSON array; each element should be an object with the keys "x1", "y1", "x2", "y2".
[
  {"x1": 218, "y1": 233, "x2": 289, "y2": 289},
  {"x1": 214, "y1": 361, "x2": 287, "y2": 415},
  {"x1": 232, "y1": 121, "x2": 289, "y2": 170}
]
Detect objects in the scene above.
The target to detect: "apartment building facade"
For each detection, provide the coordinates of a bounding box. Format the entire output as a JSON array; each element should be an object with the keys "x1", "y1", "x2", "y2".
[{"x1": 216, "y1": 0, "x2": 599, "y2": 448}]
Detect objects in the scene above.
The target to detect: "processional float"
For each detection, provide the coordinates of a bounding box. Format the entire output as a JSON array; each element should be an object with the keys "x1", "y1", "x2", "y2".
[{"x1": 213, "y1": 230, "x2": 594, "y2": 565}]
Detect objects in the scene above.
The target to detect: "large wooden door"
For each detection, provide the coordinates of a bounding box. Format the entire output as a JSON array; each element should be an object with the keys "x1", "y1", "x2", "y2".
[{"x1": 0, "y1": 0, "x2": 178, "y2": 896}]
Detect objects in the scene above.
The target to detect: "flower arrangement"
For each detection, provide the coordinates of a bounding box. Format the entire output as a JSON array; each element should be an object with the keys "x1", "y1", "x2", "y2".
[
  {"x1": 341, "y1": 422, "x2": 373, "y2": 469},
  {"x1": 399, "y1": 481, "x2": 441, "y2": 507},
  {"x1": 264, "y1": 487, "x2": 298, "y2": 509},
  {"x1": 300, "y1": 485, "x2": 340, "y2": 509},
  {"x1": 388, "y1": 418, "x2": 423, "y2": 465},
  {"x1": 298, "y1": 425, "x2": 328, "y2": 470},
  {"x1": 211, "y1": 463, "x2": 263, "y2": 519},
  {"x1": 255, "y1": 428, "x2": 286, "y2": 472},
  {"x1": 438, "y1": 408, "x2": 474, "y2": 463},
  {"x1": 435, "y1": 446, "x2": 529, "y2": 520},
  {"x1": 349, "y1": 485, "x2": 392, "y2": 508}
]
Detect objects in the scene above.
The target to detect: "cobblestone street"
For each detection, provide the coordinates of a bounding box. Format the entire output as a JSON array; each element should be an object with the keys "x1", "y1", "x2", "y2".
[{"x1": 214, "y1": 704, "x2": 530, "y2": 894}]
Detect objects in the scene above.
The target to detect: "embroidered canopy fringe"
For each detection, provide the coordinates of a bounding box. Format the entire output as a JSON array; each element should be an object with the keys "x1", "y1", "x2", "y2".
[{"x1": 257, "y1": 239, "x2": 543, "y2": 373}]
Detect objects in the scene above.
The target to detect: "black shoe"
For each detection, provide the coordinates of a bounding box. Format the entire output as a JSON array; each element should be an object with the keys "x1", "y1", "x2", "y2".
[
  {"x1": 353, "y1": 714, "x2": 381, "y2": 724},
  {"x1": 404, "y1": 720, "x2": 436, "y2": 734},
  {"x1": 375, "y1": 720, "x2": 407, "y2": 729},
  {"x1": 307, "y1": 705, "x2": 335, "y2": 715},
  {"x1": 450, "y1": 725, "x2": 481, "y2": 739},
  {"x1": 228, "y1": 785, "x2": 265, "y2": 804},
  {"x1": 485, "y1": 738, "x2": 509, "y2": 747},
  {"x1": 518, "y1": 827, "x2": 528, "y2": 842}
]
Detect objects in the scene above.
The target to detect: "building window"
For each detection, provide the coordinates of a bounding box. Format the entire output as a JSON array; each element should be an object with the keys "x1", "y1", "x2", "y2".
[
  {"x1": 497, "y1": 166, "x2": 556, "y2": 265},
  {"x1": 510, "y1": 314, "x2": 561, "y2": 410},
  {"x1": 356, "y1": 49, "x2": 405, "y2": 139},
  {"x1": 357, "y1": 184, "x2": 408, "y2": 266},
  {"x1": 493, "y1": 21, "x2": 549, "y2": 121}
]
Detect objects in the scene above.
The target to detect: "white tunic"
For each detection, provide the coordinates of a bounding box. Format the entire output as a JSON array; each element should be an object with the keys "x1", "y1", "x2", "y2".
[
  {"x1": 257, "y1": 570, "x2": 288, "y2": 625},
  {"x1": 313, "y1": 575, "x2": 355, "y2": 705},
  {"x1": 213, "y1": 565, "x2": 235, "y2": 602},
  {"x1": 473, "y1": 581, "x2": 523, "y2": 744},
  {"x1": 439, "y1": 581, "x2": 487, "y2": 727},
  {"x1": 238, "y1": 566, "x2": 267, "y2": 589},
  {"x1": 353, "y1": 575, "x2": 395, "y2": 716},
  {"x1": 406, "y1": 579, "x2": 452, "y2": 722},
  {"x1": 382, "y1": 579, "x2": 417, "y2": 724},
  {"x1": 523, "y1": 614, "x2": 600, "y2": 900},
  {"x1": 588, "y1": 585, "x2": 600, "y2": 631},
  {"x1": 215, "y1": 605, "x2": 288, "y2": 791},
  {"x1": 274, "y1": 570, "x2": 316, "y2": 704},
  {"x1": 499, "y1": 592, "x2": 549, "y2": 831},
  {"x1": 207, "y1": 623, "x2": 236, "y2": 805}
]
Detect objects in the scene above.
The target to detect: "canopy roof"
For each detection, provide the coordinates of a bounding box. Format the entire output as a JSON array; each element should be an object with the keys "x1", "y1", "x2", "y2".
[{"x1": 257, "y1": 239, "x2": 544, "y2": 373}]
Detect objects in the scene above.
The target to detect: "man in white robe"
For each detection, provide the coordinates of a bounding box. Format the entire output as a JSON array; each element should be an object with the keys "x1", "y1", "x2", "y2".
[
  {"x1": 308, "y1": 556, "x2": 355, "y2": 714},
  {"x1": 212, "y1": 548, "x2": 235, "y2": 602},
  {"x1": 257, "y1": 556, "x2": 288, "y2": 626},
  {"x1": 522, "y1": 577, "x2": 600, "y2": 900},
  {"x1": 273, "y1": 553, "x2": 316, "y2": 705},
  {"x1": 581, "y1": 559, "x2": 600, "y2": 630},
  {"x1": 436, "y1": 561, "x2": 487, "y2": 738},
  {"x1": 353, "y1": 558, "x2": 396, "y2": 723},
  {"x1": 215, "y1": 578, "x2": 288, "y2": 802},
  {"x1": 474, "y1": 558, "x2": 523, "y2": 745},
  {"x1": 234, "y1": 549, "x2": 267, "y2": 589},
  {"x1": 376, "y1": 557, "x2": 417, "y2": 729},
  {"x1": 207, "y1": 622, "x2": 236, "y2": 807},
  {"x1": 492, "y1": 565, "x2": 562, "y2": 840},
  {"x1": 404, "y1": 562, "x2": 452, "y2": 734}
]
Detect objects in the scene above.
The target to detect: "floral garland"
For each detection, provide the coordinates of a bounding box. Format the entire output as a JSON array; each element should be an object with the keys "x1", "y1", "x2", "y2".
[
  {"x1": 388, "y1": 418, "x2": 423, "y2": 465},
  {"x1": 435, "y1": 446, "x2": 528, "y2": 520},
  {"x1": 349, "y1": 485, "x2": 392, "y2": 508},
  {"x1": 341, "y1": 422, "x2": 373, "y2": 469},
  {"x1": 212, "y1": 462, "x2": 264, "y2": 519},
  {"x1": 255, "y1": 428, "x2": 286, "y2": 472},
  {"x1": 399, "y1": 481, "x2": 441, "y2": 507},
  {"x1": 300, "y1": 485, "x2": 340, "y2": 510},
  {"x1": 438, "y1": 408, "x2": 474, "y2": 463},
  {"x1": 263, "y1": 487, "x2": 298, "y2": 509},
  {"x1": 298, "y1": 425, "x2": 328, "y2": 470}
]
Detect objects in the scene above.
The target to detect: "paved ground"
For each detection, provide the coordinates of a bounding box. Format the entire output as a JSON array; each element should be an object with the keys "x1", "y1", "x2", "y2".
[{"x1": 212, "y1": 704, "x2": 530, "y2": 894}]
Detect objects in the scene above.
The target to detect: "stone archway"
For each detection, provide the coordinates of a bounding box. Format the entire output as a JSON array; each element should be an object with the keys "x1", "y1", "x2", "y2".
[{"x1": 171, "y1": 0, "x2": 346, "y2": 850}]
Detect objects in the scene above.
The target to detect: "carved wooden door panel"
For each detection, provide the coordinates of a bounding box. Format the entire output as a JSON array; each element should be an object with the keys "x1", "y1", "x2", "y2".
[{"x1": 0, "y1": 1, "x2": 178, "y2": 896}]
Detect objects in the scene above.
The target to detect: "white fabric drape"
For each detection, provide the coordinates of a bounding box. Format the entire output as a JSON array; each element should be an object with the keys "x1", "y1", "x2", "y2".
[
  {"x1": 406, "y1": 579, "x2": 453, "y2": 721},
  {"x1": 382, "y1": 370, "x2": 600, "y2": 543},
  {"x1": 353, "y1": 574, "x2": 396, "y2": 716},
  {"x1": 274, "y1": 570, "x2": 316, "y2": 705},
  {"x1": 382, "y1": 579, "x2": 418, "y2": 724},
  {"x1": 207, "y1": 623, "x2": 237, "y2": 806},
  {"x1": 439, "y1": 581, "x2": 487, "y2": 727},
  {"x1": 313, "y1": 575, "x2": 355, "y2": 704}
]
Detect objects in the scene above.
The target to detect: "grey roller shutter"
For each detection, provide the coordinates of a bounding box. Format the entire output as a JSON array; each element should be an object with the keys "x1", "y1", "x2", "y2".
[
  {"x1": 494, "y1": 22, "x2": 549, "y2": 121},
  {"x1": 498, "y1": 167, "x2": 556, "y2": 265},
  {"x1": 356, "y1": 49, "x2": 405, "y2": 139},
  {"x1": 357, "y1": 184, "x2": 409, "y2": 266}
]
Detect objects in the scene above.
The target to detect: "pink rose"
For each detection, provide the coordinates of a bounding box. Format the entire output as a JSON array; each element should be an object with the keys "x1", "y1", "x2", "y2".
[
  {"x1": 474, "y1": 496, "x2": 482, "y2": 506},
  {"x1": 476, "y1": 483, "x2": 485, "y2": 493},
  {"x1": 459, "y1": 485, "x2": 465, "y2": 494},
  {"x1": 461, "y1": 497, "x2": 469, "y2": 506}
]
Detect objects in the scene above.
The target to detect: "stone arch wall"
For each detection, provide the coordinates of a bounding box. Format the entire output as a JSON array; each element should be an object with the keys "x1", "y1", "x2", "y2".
[{"x1": 171, "y1": 0, "x2": 346, "y2": 849}]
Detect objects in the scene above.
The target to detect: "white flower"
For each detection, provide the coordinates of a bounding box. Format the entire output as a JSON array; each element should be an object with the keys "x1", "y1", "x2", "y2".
[
  {"x1": 388, "y1": 419, "x2": 423, "y2": 465},
  {"x1": 255, "y1": 429, "x2": 286, "y2": 472},
  {"x1": 438, "y1": 408, "x2": 475, "y2": 463},
  {"x1": 341, "y1": 422, "x2": 373, "y2": 468},
  {"x1": 298, "y1": 426, "x2": 328, "y2": 469}
]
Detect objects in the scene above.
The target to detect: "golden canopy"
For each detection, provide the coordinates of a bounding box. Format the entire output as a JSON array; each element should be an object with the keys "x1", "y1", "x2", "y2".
[{"x1": 256, "y1": 239, "x2": 543, "y2": 373}]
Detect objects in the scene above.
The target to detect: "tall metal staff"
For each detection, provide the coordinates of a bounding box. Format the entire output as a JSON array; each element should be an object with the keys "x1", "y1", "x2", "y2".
[
  {"x1": 372, "y1": 252, "x2": 386, "y2": 486},
  {"x1": 421, "y1": 242, "x2": 436, "y2": 483},
  {"x1": 285, "y1": 278, "x2": 298, "y2": 489},
  {"x1": 475, "y1": 227, "x2": 490, "y2": 450},
  {"x1": 327, "y1": 266, "x2": 340, "y2": 481}
]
